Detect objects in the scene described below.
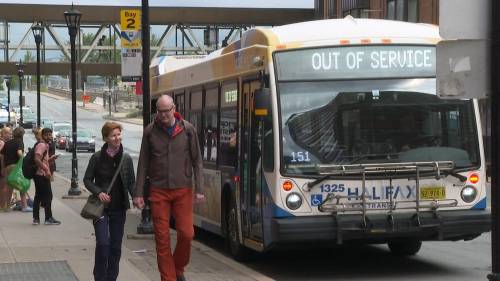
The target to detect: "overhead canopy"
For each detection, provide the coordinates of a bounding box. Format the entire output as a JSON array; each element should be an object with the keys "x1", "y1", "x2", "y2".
[{"x1": 0, "y1": 3, "x2": 314, "y2": 25}]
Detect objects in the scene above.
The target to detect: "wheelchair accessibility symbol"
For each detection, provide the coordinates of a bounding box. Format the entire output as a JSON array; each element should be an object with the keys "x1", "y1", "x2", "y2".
[{"x1": 311, "y1": 194, "x2": 323, "y2": 206}]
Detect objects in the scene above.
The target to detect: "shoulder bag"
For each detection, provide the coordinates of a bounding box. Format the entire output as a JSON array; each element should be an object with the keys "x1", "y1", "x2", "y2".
[{"x1": 80, "y1": 155, "x2": 125, "y2": 220}]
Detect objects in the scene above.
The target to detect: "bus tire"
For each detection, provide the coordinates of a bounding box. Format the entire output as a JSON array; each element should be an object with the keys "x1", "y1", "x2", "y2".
[
  {"x1": 225, "y1": 196, "x2": 252, "y2": 261},
  {"x1": 388, "y1": 239, "x2": 422, "y2": 256}
]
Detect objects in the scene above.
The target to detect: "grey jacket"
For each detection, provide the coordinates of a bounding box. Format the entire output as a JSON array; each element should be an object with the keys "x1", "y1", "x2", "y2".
[
  {"x1": 135, "y1": 118, "x2": 203, "y2": 197},
  {"x1": 84, "y1": 150, "x2": 136, "y2": 209}
]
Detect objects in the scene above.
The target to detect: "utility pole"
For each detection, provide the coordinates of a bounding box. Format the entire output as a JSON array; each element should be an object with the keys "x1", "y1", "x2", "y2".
[{"x1": 488, "y1": 0, "x2": 500, "y2": 279}]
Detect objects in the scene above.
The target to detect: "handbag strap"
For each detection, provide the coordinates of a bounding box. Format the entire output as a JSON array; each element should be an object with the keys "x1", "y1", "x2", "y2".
[{"x1": 105, "y1": 155, "x2": 125, "y2": 194}]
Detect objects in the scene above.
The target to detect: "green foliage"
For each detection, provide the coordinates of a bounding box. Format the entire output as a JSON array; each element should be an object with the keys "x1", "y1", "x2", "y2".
[
  {"x1": 23, "y1": 51, "x2": 34, "y2": 63},
  {"x1": 126, "y1": 110, "x2": 142, "y2": 118}
]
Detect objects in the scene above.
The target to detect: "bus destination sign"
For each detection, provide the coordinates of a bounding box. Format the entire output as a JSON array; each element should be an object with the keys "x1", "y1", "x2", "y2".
[{"x1": 275, "y1": 45, "x2": 436, "y2": 81}]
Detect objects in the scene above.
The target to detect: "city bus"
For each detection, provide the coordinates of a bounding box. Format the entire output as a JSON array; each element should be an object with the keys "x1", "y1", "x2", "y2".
[{"x1": 150, "y1": 17, "x2": 491, "y2": 260}]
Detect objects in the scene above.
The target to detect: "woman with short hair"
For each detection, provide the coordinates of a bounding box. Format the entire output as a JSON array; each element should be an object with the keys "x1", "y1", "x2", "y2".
[{"x1": 83, "y1": 122, "x2": 135, "y2": 281}]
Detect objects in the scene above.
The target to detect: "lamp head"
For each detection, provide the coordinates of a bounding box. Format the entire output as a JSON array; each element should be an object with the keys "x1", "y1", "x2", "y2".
[
  {"x1": 31, "y1": 22, "x2": 44, "y2": 44},
  {"x1": 64, "y1": 4, "x2": 82, "y2": 37}
]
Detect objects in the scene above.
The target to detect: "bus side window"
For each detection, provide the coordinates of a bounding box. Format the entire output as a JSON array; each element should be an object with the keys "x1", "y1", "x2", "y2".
[
  {"x1": 220, "y1": 81, "x2": 238, "y2": 167},
  {"x1": 190, "y1": 89, "x2": 203, "y2": 146},
  {"x1": 219, "y1": 108, "x2": 238, "y2": 167},
  {"x1": 263, "y1": 111, "x2": 274, "y2": 172},
  {"x1": 203, "y1": 111, "x2": 218, "y2": 162}
]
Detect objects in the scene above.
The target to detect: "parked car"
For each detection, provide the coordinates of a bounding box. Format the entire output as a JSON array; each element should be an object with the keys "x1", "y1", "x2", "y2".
[
  {"x1": 52, "y1": 122, "x2": 72, "y2": 141},
  {"x1": 55, "y1": 130, "x2": 71, "y2": 150},
  {"x1": 14, "y1": 107, "x2": 36, "y2": 128},
  {"x1": 66, "y1": 129, "x2": 96, "y2": 152}
]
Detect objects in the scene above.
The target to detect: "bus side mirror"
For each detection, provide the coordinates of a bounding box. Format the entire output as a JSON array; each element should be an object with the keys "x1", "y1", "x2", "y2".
[{"x1": 254, "y1": 88, "x2": 270, "y2": 118}]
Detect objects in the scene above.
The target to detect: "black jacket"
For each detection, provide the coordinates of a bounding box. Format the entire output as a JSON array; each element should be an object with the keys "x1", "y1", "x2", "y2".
[{"x1": 84, "y1": 145, "x2": 136, "y2": 209}]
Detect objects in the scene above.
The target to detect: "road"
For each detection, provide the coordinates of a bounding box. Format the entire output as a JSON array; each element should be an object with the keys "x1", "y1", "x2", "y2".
[
  {"x1": 18, "y1": 90, "x2": 493, "y2": 280},
  {"x1": 20, "y1": 90, "x2": 141, "y2": 182}
]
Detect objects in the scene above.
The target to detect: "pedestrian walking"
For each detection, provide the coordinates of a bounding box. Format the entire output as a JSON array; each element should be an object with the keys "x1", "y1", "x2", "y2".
[
  {"x1": 0, "y1": 126, "x2": 12, "y2": 211},
  {"x1": 134, "y1": 95, "x2": 204, "y2": 281},
  {"x1": 83, "y1": 121, "x2": 135, "y2": 281},
  {"x1": 32, "y1": 128, "x2": 60, "y2": 225},
  {"x1": 1, "y1": 127, "x2": 32, "y2": 212}
]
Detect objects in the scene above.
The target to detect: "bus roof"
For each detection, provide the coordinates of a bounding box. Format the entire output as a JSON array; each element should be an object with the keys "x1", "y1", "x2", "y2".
[
  {"x1": 222, "y1": 16, "x2": 440, "y2": 53},
  {"x1": 151, "y1": 17, "x2": 440, "y2": 94}
]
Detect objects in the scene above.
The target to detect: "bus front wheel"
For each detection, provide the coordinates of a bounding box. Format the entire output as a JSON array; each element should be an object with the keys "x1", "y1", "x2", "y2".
[
  {"x1": 388, "y1": 239, "x2": 422, "y2": 256},
  {"x1": 226, "y1": 197, "x2": 251, "y2": 261}
]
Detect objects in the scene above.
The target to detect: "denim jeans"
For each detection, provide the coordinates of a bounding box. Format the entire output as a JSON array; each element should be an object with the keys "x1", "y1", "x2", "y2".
[{"x1": 93, "y1": 209, "x2": 126, "y2": 281}]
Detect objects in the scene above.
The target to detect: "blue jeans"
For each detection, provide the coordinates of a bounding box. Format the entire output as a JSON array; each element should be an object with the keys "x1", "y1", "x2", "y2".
[{"x1": 93, "y1": 209, "x2": 126, "y2": 281}]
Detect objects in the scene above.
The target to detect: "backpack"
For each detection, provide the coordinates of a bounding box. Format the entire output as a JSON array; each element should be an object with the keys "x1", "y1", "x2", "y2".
[{"x1": 22, "y1": 142, "x2": 46, "y2": 179}]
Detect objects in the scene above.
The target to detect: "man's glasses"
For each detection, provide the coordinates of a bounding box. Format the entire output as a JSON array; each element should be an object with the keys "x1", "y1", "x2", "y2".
[{"x1": 157, "y1": 106, "x2": 175, "y2": 114}]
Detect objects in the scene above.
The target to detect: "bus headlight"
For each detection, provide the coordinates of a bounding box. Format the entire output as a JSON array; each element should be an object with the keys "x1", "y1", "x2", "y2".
[
  {"x1": 461, "y1": 185, "x2": 477, "y2": 203},
  {"x1": 286, "y1": 192, "x2": 302, "y2": 210}
]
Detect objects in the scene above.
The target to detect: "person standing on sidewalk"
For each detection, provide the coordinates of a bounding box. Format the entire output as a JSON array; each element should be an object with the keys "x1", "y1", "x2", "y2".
[
  {"x1": 84, "y1": 121, "x2": 135, "y2": 281},
  {"x1": 32, "y1": 128, "x2": 60, "y2": 225},
  {"x1": 1, "y1": 127, "x2": 32, "y2": 212},
  {"x1": 134, "y1": 95, "x2": 204, "y2": 281},
  {"x1": 0, "y1": 126, "x2": 12, "y2": 211}
]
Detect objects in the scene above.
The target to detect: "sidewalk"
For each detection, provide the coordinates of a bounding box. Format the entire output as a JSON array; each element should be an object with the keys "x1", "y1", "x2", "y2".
[{"x1": 0, "y1": 175, "x2": 273, "y2": 281}]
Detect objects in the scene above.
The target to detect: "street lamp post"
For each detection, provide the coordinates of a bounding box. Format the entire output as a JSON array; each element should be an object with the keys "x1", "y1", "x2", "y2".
[
  {"x1": 16, "y1": 60, "x2": 24, "y2": 127},
  {"x1": 5, "y1": 76, "x2": 11, "y2": 123},
  {"x1": 32, "y1": 22, "x2": 43, "y2": 128},
  {"x1": 64, "y1": 5, "x2": 82, "y2": 196}
]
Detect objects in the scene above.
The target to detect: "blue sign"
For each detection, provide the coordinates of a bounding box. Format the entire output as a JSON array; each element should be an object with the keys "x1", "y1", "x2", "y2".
[{"x1": 311, "y1": 194, "x2": 323, "y2": 206}]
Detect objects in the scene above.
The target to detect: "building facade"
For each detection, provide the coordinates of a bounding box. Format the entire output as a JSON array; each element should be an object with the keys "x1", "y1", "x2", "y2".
[{"x1": 315, "y1": 0, "x2": 439, "y2": 24}]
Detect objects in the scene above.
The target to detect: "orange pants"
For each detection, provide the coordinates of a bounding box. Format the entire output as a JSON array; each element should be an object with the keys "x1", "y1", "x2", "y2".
[{"x1": 150, "y1": 187, "x2": 194, "y2": 281}]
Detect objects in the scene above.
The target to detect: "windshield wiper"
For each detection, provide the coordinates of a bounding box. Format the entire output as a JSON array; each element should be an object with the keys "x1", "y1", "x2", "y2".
[
  {"x1": 306, "y1": 174, "x2": 335, "y2": 191},
  {"x1": 441, "y1": 169, "x2": 467, "y2": 182}
]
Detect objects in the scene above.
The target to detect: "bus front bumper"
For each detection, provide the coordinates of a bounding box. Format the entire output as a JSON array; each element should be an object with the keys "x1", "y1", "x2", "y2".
[{"x1": 271, "y1": 209, "x2": 490, "y2": 244}]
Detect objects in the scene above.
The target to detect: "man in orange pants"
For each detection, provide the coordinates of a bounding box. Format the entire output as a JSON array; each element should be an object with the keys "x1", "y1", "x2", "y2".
[{"x1": 134, "y1": 95, "x2": 204, "y2": 281}]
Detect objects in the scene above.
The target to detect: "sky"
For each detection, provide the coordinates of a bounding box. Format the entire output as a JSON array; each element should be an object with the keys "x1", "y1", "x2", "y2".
[{"x1": 0, "y1": 0, "x2": 314, "y2": 9}]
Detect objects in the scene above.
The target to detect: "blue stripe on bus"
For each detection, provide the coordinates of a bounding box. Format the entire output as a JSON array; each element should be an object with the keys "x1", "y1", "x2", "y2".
[{"x1": 472, "y1": 197, "x2": 487, "y2": 209}]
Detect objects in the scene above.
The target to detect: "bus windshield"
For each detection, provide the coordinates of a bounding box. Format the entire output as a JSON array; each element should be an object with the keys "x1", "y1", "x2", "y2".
[{"x1": 278, "y1": 78, "x2": 480, "y2": 175}]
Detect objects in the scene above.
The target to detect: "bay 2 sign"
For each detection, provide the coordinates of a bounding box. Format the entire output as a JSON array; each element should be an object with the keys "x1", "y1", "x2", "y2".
[{"x1": 274, "y1": 45, "x2": 436, "y2": 81}]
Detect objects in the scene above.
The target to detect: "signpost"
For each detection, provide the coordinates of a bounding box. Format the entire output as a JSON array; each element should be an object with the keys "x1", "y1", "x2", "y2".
[{"x1": 120, "y1": 9, "x2": 142, "y2": 82}]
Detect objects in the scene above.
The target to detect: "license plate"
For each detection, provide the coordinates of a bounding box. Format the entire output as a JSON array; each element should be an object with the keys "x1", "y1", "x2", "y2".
[{"x1": 420, "y1": 186, "x2": 446, "y2": 200}]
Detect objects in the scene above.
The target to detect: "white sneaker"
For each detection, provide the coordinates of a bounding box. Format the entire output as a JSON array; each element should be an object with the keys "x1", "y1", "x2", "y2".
[{"x1": 22, "y1": 207, "x2": 33, "y2": 212}]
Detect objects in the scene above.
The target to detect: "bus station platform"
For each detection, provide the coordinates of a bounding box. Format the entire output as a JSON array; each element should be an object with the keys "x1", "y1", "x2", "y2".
[{"x1": 0, "y1": 175, "x2": 273, "y2": 281}]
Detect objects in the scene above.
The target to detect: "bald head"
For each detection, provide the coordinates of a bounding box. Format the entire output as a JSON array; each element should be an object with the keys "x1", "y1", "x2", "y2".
[
  {"x1": 156, "y1": 94, "x2": 176, "y2": 126},
  {"x1": 157, "y1": 94, "x2": 174, "y2": 108}
]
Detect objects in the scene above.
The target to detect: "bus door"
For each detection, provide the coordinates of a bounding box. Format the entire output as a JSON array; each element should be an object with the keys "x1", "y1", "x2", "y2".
[{"x1": 241, "y1": 80, "x2": 264, "y2": 241}]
